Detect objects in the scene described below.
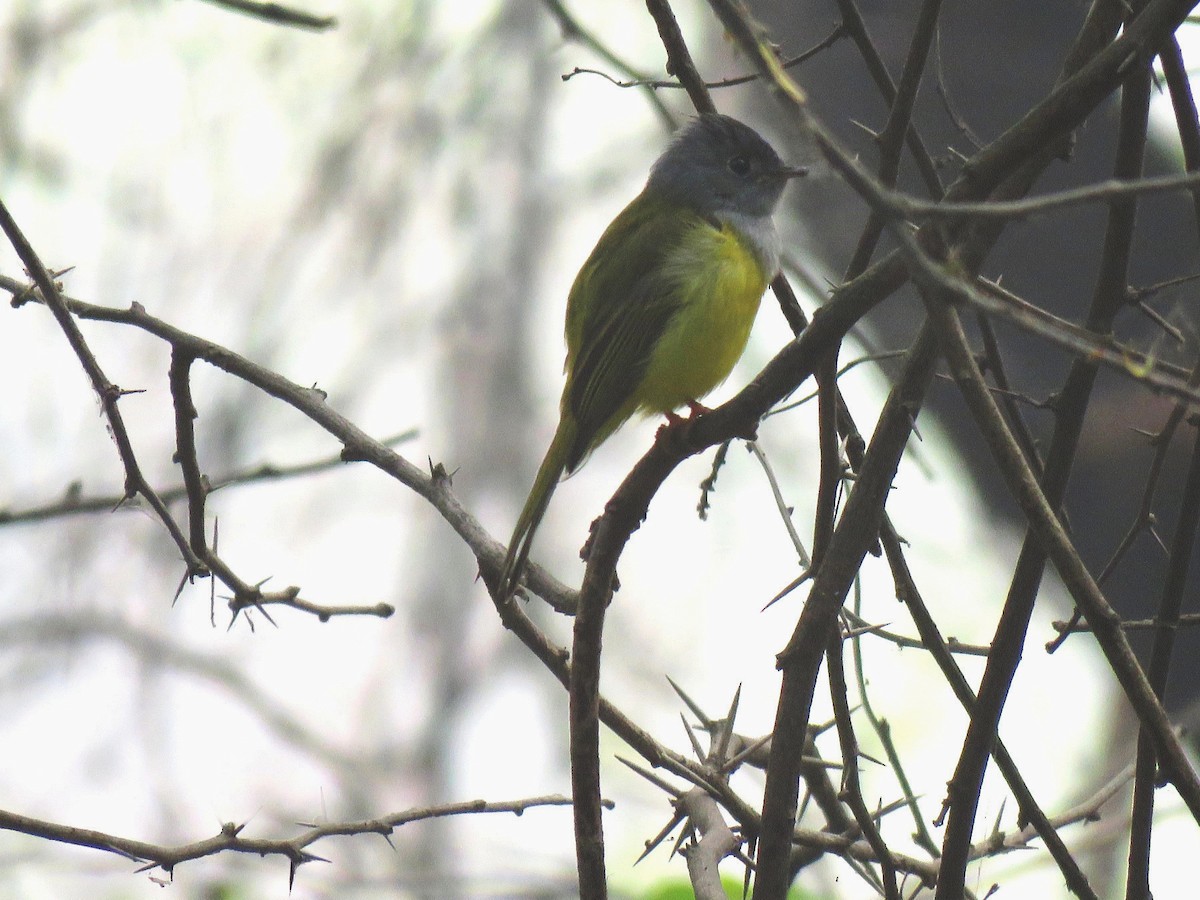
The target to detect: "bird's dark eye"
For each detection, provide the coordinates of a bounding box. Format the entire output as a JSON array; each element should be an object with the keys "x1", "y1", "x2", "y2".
[{"x1": 727, "y1": 154, "x2": 751, "y2": 176}]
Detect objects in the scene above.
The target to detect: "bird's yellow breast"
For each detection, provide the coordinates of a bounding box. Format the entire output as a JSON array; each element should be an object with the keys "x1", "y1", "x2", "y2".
[{"x1": 634, "y1": 218, "x2": 770, "y2": 414}]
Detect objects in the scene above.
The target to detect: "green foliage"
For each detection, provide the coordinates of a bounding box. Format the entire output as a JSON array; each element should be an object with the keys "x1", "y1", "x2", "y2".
[{"x1": 637, "y1": 873, "x2": 823, "y2": 900}]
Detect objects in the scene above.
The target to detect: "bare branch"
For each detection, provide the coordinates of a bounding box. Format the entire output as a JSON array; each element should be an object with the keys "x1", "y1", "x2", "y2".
[
  {"x1": 0, "y1": 203, "x2": 204, "y2": 576},
  {"x1": 0, "y1": 795, "x2": 578, "y2": 881},
  {"x1": 194, "y1": 0, "x2": 336, "y2": 31}
]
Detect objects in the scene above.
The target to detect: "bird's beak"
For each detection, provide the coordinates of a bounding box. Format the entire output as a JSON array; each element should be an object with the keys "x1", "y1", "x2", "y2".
[{"x1": 782, "y1": 165, "x2": 808, "y2": 179}]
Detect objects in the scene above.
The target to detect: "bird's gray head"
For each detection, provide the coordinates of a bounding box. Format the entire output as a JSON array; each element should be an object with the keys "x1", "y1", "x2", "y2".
[{"x1": 646, "y1": 114, "x2": 804, "y2": 219}]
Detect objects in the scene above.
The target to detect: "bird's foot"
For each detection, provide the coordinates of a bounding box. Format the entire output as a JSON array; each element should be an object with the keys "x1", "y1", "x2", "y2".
[{"x1": 658, "y1": 399, "x2": 711, "y2": 437}]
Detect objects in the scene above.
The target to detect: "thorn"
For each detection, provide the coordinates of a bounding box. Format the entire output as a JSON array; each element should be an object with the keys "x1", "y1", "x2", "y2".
[
  {"x1": 615, "y1": 755, "x2": 682, "y2": 797},
  {"x1": 842, "y1": 620, "x2": 892, "y2": 640},
  {"x1": 762, "y1": 570, "x2": 811, "y2": 610},
  {"x1": 722, "y1": 731, "x2": 773, "y2": 773},
  {"x1": 173, "y1": 570, "x2": 190, "y2": 605},
  {"x1": 858, "y1": 748, "x2": 886, "y2": 767},
  {"x1": 666, "y1": 677, "x2": 712, "y2": 726},
  {"x1": 635, "y1": 812, "x2": 685, "y2": 864},
  {"x1": 681, "y1": 712, "x2": 706, "y2": 761},
  {"x1": 849, "y1": 118, "x2": 881, "y2": 140},
  {"x1": 989, "y1": 797, "x2": 1007, "y2": 844},
  {"x1": 669, "y1": 817, "x2": 695, "y2": 861},
  {"x1": 715, "y1": 685, "x2": 742, "y2": 761}
]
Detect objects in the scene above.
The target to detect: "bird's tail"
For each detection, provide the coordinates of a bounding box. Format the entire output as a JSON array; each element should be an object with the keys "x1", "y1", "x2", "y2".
[{"x1": 499, "y1": 418, "x2": 577, "y2": 597}]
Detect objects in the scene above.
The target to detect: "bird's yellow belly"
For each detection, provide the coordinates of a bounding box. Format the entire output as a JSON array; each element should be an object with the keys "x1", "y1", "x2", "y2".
[{"x1": 636, "y1": 221, "x2": 769, "y2": 414}]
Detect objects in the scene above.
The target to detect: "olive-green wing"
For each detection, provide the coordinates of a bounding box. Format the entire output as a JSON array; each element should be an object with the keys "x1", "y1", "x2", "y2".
[{"x1": 562, "y1": 195, "x2": 700, "y2": 470}]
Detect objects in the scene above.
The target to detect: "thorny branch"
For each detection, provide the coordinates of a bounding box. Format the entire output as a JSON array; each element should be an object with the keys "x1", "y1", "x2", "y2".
[
  {"x1": 0, "y1": 795, "x2": 581, "y2": 886},
  {"x1": 1, "y1": 267, "x2": 395, "y2": 624}
]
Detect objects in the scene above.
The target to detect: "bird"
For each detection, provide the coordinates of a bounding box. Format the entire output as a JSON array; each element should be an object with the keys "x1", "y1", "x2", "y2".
[{"x1": 499, "y1": 113, "x2": 804, "y2": 597}]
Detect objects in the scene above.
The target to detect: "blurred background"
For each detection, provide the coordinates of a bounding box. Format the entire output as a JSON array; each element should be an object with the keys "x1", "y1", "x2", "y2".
[{"x1": 0, "y1": 1, "x2": 1196, "y2": 897}]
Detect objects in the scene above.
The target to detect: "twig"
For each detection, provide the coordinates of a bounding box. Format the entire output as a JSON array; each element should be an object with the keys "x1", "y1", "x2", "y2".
[
  {"x1": 643, "y1": 0, "x2": 717, "y2": 114},
  {"x1": 747, "y1": 441, "x2": 812, "y2": 568},
  {"x1": 841, "y1": 0, "x2": 948, "y2": 278},
  {"x1": 932, "y1": 24, "x2": 984, "y2": 149},
  {"x1": 0, "y1": 430, "x2": 418, "y2": 528},
  {"x1": 0, "y1": 795, "x2": 577, "y2": 886},
  {"x1": 966, "y1": 759, "x2": 1137, "y2": 862},
  {"x1": 826, "y1": 632, "x2": 900, "y2": 898},
  {"x1": 847, "y1": 580, "x2": 942, "y2": 858},
  {"x1": 843, "y1": 610, "x2": 991, "y2": 656},
  {"x1": 570, "y1": 532, "x2": 612, "y2": 899},
  {"x1": 767, "y1": 350, "x2": 909, "y2": 417},
  {"x1": 194, "y1": 0, "x2": 336, "y2": 31},
  {"x1": 811, "y1": 354, "x2": 841, "y2": 566},
  {"x1": 1127, "y1": 32, "x2": 1200, "y2": 897},
  {"x1": 561, "y1": 21, "x2": 846, "y2": 93},
  {"x1": 834, "y1": 0, "x2": 944, "y2": 201},
  {"x1": 1053, "y1": 611, "x2": 1200, "y2": 635},
  {"x1": 542, "y1": 0, "x2": 675, "y2": 129},
  {"x1": 899, "y1": 169, "x2": 1200, "y2": 222},
  {"x1": 974, "y1": 311, "x2": 1045, "y2": 478},
  {"x1": 0, "y1": 203, "x2": 204, "y2": 575},
  {"x1": 696, "y1": 439, "x2": 732, "y2": 520}
]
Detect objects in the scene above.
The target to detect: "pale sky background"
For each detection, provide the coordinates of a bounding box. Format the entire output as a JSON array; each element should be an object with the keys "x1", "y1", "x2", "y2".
[{"x1": 0, "y1": 2, "x2": 1191, "y2": 898}]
